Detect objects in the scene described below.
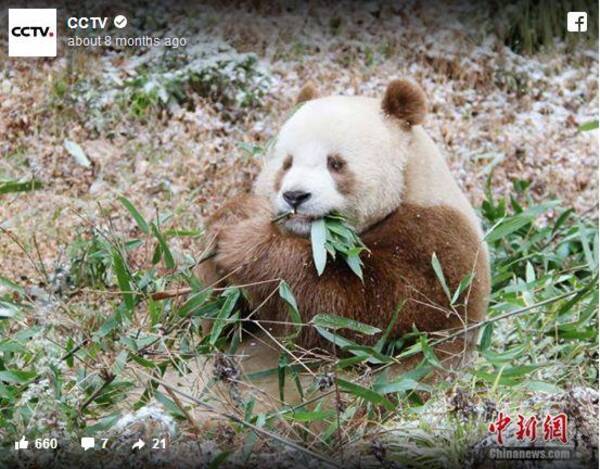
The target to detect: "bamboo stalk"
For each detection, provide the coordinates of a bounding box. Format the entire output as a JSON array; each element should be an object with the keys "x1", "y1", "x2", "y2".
[
  {"x1": 151, "y1": 287, "x2": 193, "y2": 300},
  {"x1": 271, "y1": 210, "x2": 294, "y2": 223},
  {"x1": 165, "y1": 386, "x2": 203, "y2": 436}
]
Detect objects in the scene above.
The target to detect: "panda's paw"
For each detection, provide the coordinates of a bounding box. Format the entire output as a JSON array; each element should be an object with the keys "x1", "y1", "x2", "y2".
[
  {"x1": 203, "y1": 194, "x2": 271, "y2": 247},
  {"x1": 215, "y1": 214, "x2": 277, "y2": 271},
  {"x1": 201, "y1": 195, "x2": 274, "y2": 273}
]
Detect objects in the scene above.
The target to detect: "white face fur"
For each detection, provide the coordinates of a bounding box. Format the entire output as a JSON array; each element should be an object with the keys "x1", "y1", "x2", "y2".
[{"x1": 254, "y1": 95, "x2": 413, "y2": 236}]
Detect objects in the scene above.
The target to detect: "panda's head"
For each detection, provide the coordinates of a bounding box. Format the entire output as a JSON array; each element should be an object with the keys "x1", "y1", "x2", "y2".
[{"x1": 254, "y1": 80, "x2": 427, "y2": 237}]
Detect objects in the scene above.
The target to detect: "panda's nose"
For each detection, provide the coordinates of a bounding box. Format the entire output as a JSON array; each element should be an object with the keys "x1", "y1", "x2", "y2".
[{"x1": 283, "y1": 190, "x2": 312, "y2": 209}]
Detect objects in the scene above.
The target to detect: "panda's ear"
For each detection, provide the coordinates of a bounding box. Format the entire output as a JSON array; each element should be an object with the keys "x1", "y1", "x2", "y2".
[
  {"x1": 382, "y1": 80, "x2": 427, "y2": 127},
  {"x1": 295, "y1": 82, "x2": 319, "y2": 105}
]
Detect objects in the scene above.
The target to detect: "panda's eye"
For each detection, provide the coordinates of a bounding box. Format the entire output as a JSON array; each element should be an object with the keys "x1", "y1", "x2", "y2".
[
  {"x1": 282, "y1": 155, "x2": 293, "y2": 171},
  {"x1": 327, "y1": 154, "x2": 345, "y2": 172}
]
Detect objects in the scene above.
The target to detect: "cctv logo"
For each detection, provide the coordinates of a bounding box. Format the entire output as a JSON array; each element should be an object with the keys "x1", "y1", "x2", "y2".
[{"x1": 8, "y1": 9, "x2": 57, "y2": 57}]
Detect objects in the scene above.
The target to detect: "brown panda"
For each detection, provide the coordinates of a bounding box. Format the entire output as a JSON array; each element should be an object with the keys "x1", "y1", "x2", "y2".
[{"x1": 199, "y1": 79, "x2": 490, "y2": 367}]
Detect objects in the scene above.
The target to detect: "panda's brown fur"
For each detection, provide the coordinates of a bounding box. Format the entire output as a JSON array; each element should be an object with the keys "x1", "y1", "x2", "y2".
[
  {"x1": 295, "y1": 81, "x2": 319, "y2": 104},
  {"x1": 202, "y1": 194, "x2": 489, "y2": 354},
  {"x1": 382, "y1": 79, "x2": 427, "y2": 126}
]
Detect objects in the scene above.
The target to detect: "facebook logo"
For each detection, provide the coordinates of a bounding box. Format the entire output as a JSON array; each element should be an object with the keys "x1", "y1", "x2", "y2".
[{"x1": 567, "y1": 12, "x2": 587, "y2": 32}]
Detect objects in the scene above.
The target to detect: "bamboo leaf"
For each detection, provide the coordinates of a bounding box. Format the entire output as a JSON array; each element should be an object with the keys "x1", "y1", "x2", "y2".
[
  {"x1": 208, "y1": 452, "x2": 232, "y2": 469},
  {"x1": 0, "y1": 179, "x2": 42, "y2": 195},
  {"x1": 485, "y1": 202, "x2": 559, "y2": 242},
  {"x1": 0, "y1": 301, "x2": 19, "y2": 319},
  {"x1": 154, "y1": 390, "x2": 186, "y2": 418},
  {"x1": 479, "y1": 323, "x2": 494, "y2": 352},
  {"x1": 376, "y1": 377, "x2": 432, "y2": 394},
  {"x1": 431, "y1": 253, "x2": 451, "y2": 300},
  {"x1": 151, "y1": 223, "x2": 175, "y2": 269},
  {"x1": 374, "y1": 302, "x2": 403, "y2": 352},
  {"x1": 209, "y1": 289, "x2": 240, "y2": 345},
  {"x1": 420, "y1": 335, "x2": 442, "y2": 369},
  {"x1": 278, "y1": 353, "x2": 287, "y2": 402},
  {"x1": 577, "y1": 220, "x2": 597, "y2": 271},
  {"x1": 521, "y1": 380, "x2": 563, "y2": 394},
  {"x1": 64, "y1": 139, "x2": 92, "y2": 168},
  {"x1": 118, "y1": 196, "x2": 149, "y2": 234},
  {"x1": 578, "y1": 120, "x2": 599, "y2": 131},
  {"x1": 286, "y1": 410, "x2": 335, "y2": 422},
  {"x1": 482, "y1": 345, "x2": 526, "y2": 364},
  {"x1": 310, "y1": 219, "x2": 328, "y2": 275},
  {"x1": 0, "y1": 369, "x2": 37, "y2": 384},
  {"x1": 0, "y1": 339, "x2": 27, "y2": 353},
  {"x1": 278, "y1": 281, "x2": 299, "y2": 318},
  {"x1": 278, "y1": 281, "x2": 302, "y2": 335},
  {"x1": 451, "y1": 272, "x2": 474, "y2": 304},
  {"x1": 94, "y1": 316, "x2": 118, "y2": 339},
  {"x1": 344, "y1": 254, "x2": 364, "y2": 281},
  {"x1": 336, "y1": 378, "x2": 395, "y2": 411},
  {"x1": 314, "y1": 327, "x2": 385, "y2": 364},
  {"x1": 311, "y1": 313, "x2": 381, "y2": 335},
  {"x1": 112, "y1": 249, "x2": 134, "y2": 312},
  {"x1": 177, "y1": 290, "x2": 211, "y2": 318}
]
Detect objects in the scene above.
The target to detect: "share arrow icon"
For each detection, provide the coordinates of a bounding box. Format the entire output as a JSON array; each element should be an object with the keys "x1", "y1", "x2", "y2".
[{"x1": 131, "y1": 439, "x2": 145, "y2": 450}]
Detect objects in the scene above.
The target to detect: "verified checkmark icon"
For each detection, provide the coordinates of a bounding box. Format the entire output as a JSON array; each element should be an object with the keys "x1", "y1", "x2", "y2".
[{"x1": 114, "y1": 15, "x2": 127, "y2": 29}]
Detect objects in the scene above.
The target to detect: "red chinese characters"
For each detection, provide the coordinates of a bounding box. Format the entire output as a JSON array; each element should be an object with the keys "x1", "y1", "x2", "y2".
[
  {"x1": 488, "y1": 412, "x2": 568, "y2": 445},
  {"x1": 543, "y1": 413, "x2": 568, "y2": 444},
  {"x1": 516, "y1": 414, "x2": 538, "y2": 442},
  {"x1": 488, "y1": 412, "x2": 511, "y2": 445}
]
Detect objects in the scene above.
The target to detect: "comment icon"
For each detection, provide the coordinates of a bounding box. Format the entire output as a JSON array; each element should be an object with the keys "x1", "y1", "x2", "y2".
[{"x1": 81, "y1": 437, "x2": 95, "y2": 451}]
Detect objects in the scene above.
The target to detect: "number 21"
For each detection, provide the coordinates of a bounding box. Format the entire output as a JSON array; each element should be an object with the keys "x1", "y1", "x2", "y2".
[{"x1": 152, "y1": 438, "x2": 166, "y2": 449}]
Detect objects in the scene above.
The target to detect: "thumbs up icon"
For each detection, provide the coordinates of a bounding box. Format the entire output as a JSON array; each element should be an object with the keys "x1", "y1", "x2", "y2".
[{"x1": 14, "y1": 436, "x2": 29, "y2": 450}]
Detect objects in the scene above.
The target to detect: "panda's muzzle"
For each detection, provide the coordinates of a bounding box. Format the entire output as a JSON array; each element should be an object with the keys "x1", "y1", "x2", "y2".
[{"x1": 283, "y1": 190, "x2": 312, "y2": 210}]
